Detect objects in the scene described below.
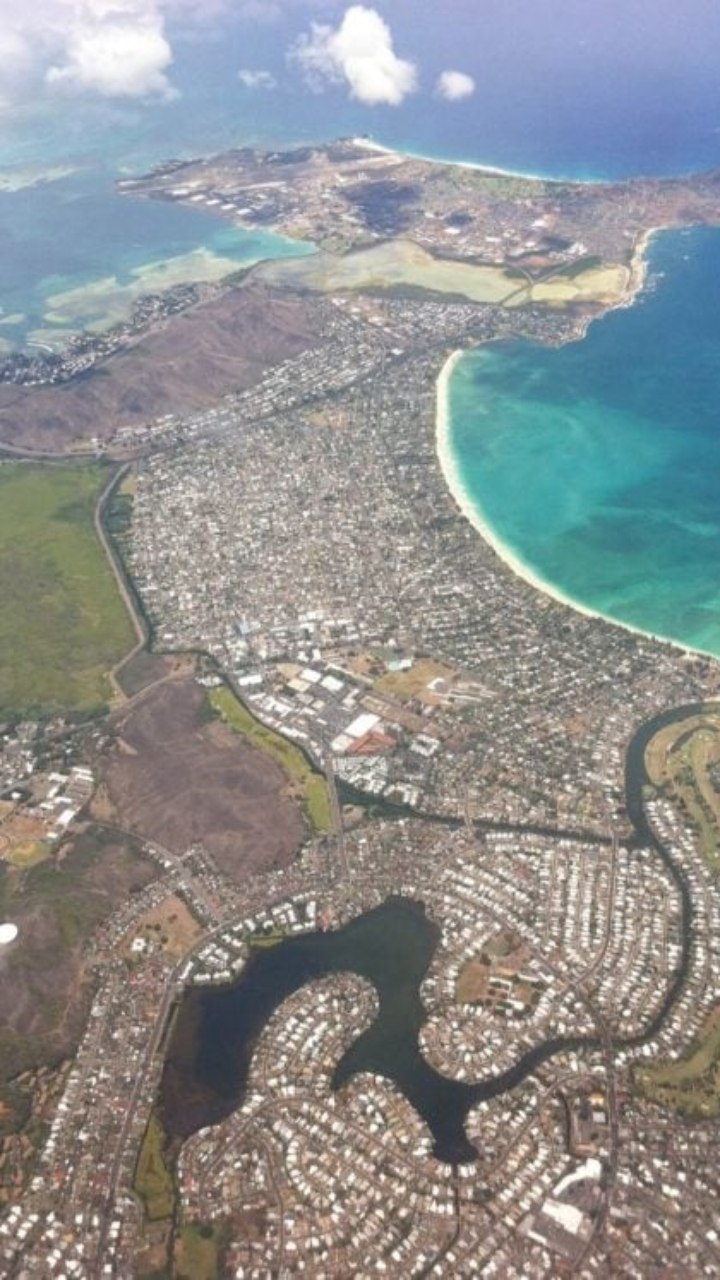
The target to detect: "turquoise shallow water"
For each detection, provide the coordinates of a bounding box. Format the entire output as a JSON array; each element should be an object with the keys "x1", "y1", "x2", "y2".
[
  {"x1": 2, "y1": 5, "x2": 720, "y2": 638},
  {"x1": 0, "y1": 171, "x2": 313, "y2": 350},
  {"x1": 1, "y1": 2, "x2": 718, "y2": 352},
  {"x1": 447, "y1": 227, "x2": 720, "y2": 656}
]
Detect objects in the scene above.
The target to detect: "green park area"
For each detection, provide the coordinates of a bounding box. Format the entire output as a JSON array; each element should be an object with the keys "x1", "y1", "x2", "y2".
[
  {"x1": 635, "y1": 1005, "x2": 720, "y2": 1117},
  {"x1": 209, "y1": 686, "x2": 332, "y2": 833},
  {"x1": 644, "y1": 706, "x2": 720, "y2": 872},
  {"x1": 0, "y1": 462, "x2": 134, "y2": 719},
  {"x1": 134, "y1": 1114, "x2": 176, "y2": 1222},
  {"x1": 175, "y1": 1223, "x2": 227, "y2": 1280}
]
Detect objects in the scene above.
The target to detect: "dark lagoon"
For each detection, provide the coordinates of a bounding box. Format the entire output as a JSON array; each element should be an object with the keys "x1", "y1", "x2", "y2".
[
  {"x1": 161, "y1": 897, "x2": 480, "y2": 1164},
  {"x1": 159, "y1": 708, "x2": 697, "y2": 1166},
  {"x1": 160, "y1": 897, "x2": 600, "y2": 1165}
]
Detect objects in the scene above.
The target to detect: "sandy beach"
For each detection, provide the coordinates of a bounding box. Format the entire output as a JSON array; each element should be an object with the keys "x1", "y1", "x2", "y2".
[
  {"x1": 434, "y1": 348, "x2": 715, "y2": 660},
  {"x1": 621, "y1": 224, "x2": 666, "y2": 310},
  {"x1": 435, "y1": 348, "x2": 603, "y2": 621},
  {"x1": 350, "y1": 136, "x2": 584, "y2": 186}
]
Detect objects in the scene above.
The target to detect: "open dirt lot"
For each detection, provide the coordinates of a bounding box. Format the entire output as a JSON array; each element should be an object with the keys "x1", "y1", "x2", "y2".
[{"x1": 95, "y1": 678, "x2": 305, "y2": 880}]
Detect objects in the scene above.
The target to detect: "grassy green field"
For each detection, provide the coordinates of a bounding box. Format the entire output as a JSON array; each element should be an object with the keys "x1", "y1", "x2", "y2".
[
  {"x1": 0, "y1": 462, "x2": 134, "y2": 718},
  {"x1": 635, "y1": 1006, "x2": 720, "y2": 1117},
  {"x1": 210, "y1": 686, "x2": 332, "y2": 833},
  {"x1": 134, "y1": 1114, "x2": 176, "y2": 1222},
  {"x1": 175, "y1": 1224, "x2": 224, "y2": 1280}
]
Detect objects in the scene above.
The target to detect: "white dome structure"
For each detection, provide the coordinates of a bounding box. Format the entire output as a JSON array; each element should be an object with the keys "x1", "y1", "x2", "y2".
[{"x1": 0, "y1": 923, "x2": 18, "y2": 946}]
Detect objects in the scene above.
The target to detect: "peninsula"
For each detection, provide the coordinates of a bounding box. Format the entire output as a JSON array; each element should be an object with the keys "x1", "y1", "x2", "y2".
[
  {"x1": 2, "y1": 140, "x2": 720, "y2": 457},
  {"x1": 4, "y1": 139, "x2": 720, "y2": 1279}
]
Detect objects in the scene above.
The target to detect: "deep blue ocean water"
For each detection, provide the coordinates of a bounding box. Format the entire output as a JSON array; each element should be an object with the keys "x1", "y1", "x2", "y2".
[
  {"x1": 2, "y1": 2, "x2": 720, "y2": 649},
  {"x1": 6, "y1": 0, "x2": 720, "y2": 181},
  {"x1": 2, "y1": 0, "x2": 720, "y2": 350}
]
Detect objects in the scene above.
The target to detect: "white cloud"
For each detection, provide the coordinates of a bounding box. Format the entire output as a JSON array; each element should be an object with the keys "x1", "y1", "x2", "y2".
[
  {"x1": 290, "y1": 5, "x2": 418, "y2": 107},
  {"x1": 0, "y1": 0, "x2": 180, "y2": 108},
  {"x1": 436, "y1": 69, "x2": 475, "y2": 102},
  {"x1": 0, "y1": 29, "x2": 35, "y2": 82},
  {"x1": 238, "y1": 68, "x2": 278, "y2": 89},
  {"x1": 47, "y1": 4, "x2": 175, "y2": 100},
  {"x1": 0, "y1": 22, "x2": 41, "y2": 106},
  {"x1": 0, "y1": 0, "x2": 343, "y2": 114}
]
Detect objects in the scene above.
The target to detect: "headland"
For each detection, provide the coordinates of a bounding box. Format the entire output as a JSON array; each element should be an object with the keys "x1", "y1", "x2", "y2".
[
  {"x1": 6, "y1": 136, "x2": 720, "y2": 1280},
  {"x1": 3, "y1": 137, "x2": 719, "y2": 458}
]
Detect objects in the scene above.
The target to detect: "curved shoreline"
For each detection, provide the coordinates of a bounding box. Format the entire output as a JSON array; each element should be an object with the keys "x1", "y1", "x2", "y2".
[
  {"x1": 435, "y1": 348, "x2": 719, "y2": 664},
  {"x1": 623, "y1": 224, "x2": 665, "y2": 309},
  {"x1": 351, "y1": 138, "x2": 664, "y2": 321},
  {"x1": 349, "y1": 136, "x2": 598, "y2": 186}
]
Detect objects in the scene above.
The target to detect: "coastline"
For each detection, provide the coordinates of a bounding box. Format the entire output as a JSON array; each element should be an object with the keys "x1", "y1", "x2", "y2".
[
  {"x1": 350, "y1": 138, "x2": 667, "y2": 316},
  {"x1": 625, "y1": 224, "x2": 666, "y2": 308},
  {"x1": 434, "y1": 348, "x2": 719, "y2": 663},
  {"x1": 349, "y1": 136, "x2": 598, "y2": 187}
]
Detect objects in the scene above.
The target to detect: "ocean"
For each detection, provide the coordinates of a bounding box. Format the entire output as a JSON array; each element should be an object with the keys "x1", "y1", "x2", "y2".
[
  {"x1": 2, "y1": 0, "x2": 720, "y2": 351},
  {"x1": 2, "y1": 1, "x2": 720, "y2": 650},
  {"x1": 446, "y1": 227, "x2": 720, "y2": 656},
  {"x1": 0, "y1": 169, "x2": 313, "y2": 352}
]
